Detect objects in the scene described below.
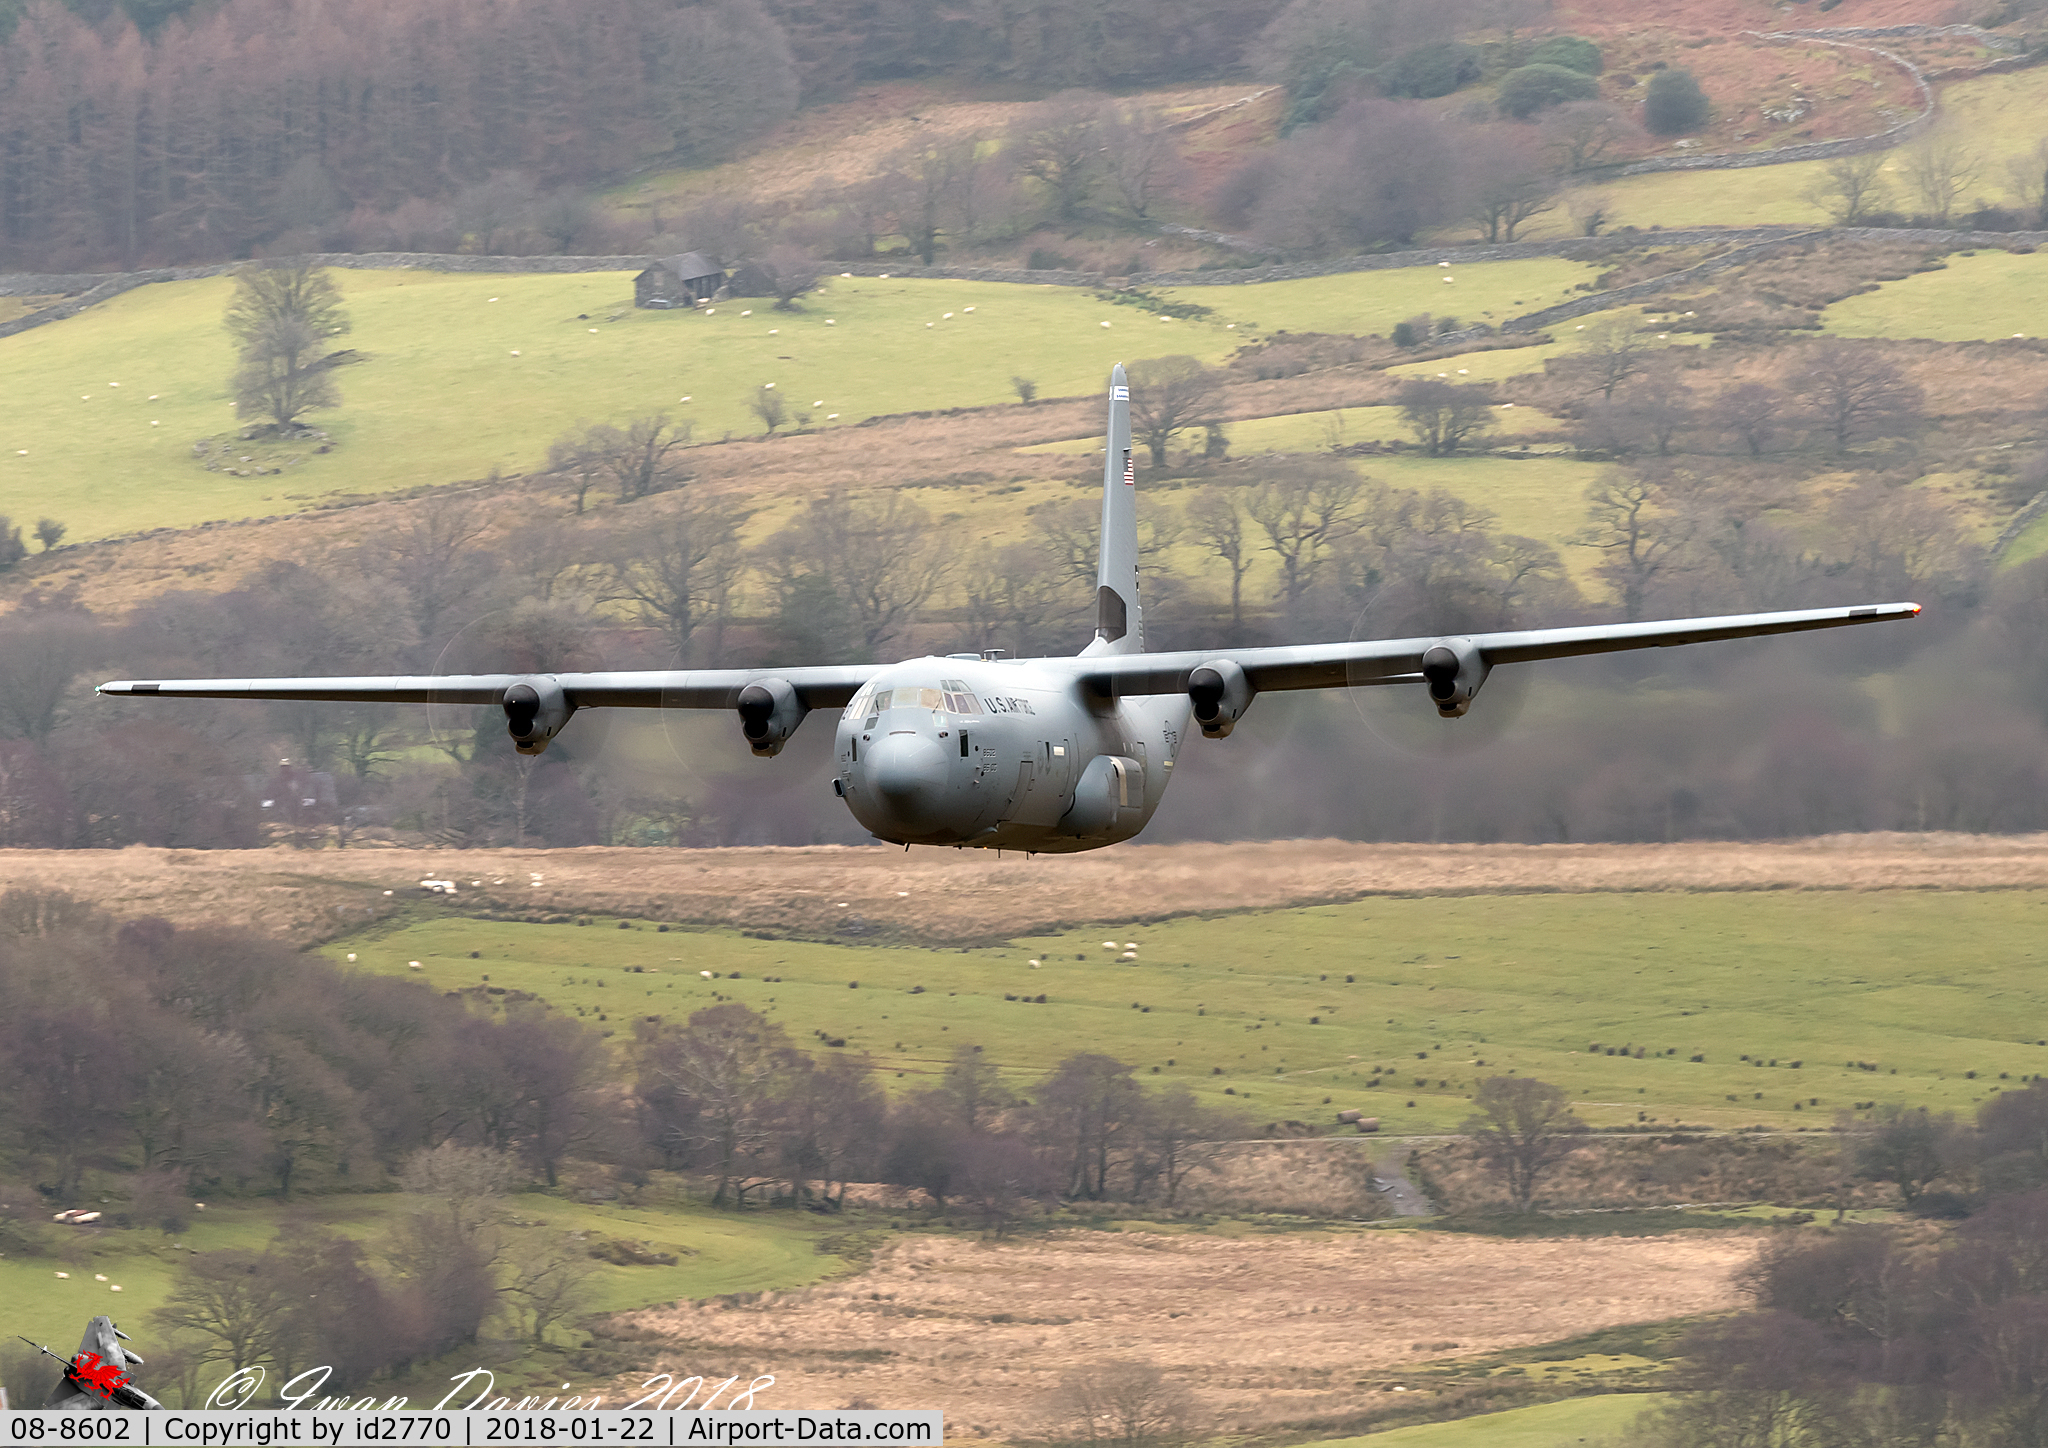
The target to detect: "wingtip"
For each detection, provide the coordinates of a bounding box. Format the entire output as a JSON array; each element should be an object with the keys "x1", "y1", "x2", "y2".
[
  {"x1": 1111, "y1": 362, "x2": 1127, "y2": 383},
  {"x1": 1909, "y1": 602, "x2": 1922, "y2": 616}
]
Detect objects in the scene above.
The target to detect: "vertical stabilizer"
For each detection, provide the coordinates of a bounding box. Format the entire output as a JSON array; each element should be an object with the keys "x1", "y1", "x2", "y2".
[{"x1": 1083, "y1": 363, "x2": 1142, "y2": 655}]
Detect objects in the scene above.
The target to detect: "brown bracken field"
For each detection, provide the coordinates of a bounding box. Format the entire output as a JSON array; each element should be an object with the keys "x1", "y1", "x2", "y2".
[
  {"x1": 8, "y1": 831, "x2": 2048, "y2": 944},
  {"x1": 609, "y1": 1229, "x2": 1759, "y2": 1437}
]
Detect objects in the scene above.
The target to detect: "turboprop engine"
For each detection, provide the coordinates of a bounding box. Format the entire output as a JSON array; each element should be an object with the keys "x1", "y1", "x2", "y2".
[
  {"x1": 502, "y1": 678, "x2": 573, "y2": 755},
  {"x1": 1187, "y1": 659, "x2": 1254, "y2": 739},
  {"x1": 736, "y1": 678, "x2": 807, "y2": 757},
  {"x1": 1420, "y1": 638, "x2": 1489, "y2": 718}
]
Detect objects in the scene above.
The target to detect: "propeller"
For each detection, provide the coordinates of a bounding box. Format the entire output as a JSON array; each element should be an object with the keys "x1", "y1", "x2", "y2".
[
  {"x1": 1341, "y1": 579, "x2": 1532, "y2": 757},
  {"x1": 426, "y1": 606, "x2": 617, "y2": 764}
]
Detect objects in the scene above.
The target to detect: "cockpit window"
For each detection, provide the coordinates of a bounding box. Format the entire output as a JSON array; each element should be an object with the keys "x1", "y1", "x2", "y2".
[
  {"x1": 941, "y1": 679, "x2": 982, "y2": 715},
  {"x1": 851, "y1": 683, "x2": 960, "y2": 717}
]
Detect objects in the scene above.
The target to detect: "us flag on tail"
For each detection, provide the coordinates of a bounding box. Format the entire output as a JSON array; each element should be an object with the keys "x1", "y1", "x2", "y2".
[{"x1": 1122, "y1": 450, "x2": 1134, "y2": 486}]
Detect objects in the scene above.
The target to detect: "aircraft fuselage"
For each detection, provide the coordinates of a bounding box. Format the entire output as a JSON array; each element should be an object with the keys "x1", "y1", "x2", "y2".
[{"x1": 834, "y1": 655, "x2": 1187, "y2": 852}]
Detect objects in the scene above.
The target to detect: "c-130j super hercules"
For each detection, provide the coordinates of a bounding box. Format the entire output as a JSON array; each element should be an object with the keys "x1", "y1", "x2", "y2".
[{"x1": 101, "y1": 366, "x2": 1920, "y2": 853}]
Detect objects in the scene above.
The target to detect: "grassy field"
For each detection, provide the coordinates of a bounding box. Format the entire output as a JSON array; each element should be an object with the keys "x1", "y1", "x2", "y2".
[
  {"x1": 325, "y1": 888, "x2": 2048, "y2": 1135},
  {"x1": 5, "y1": 1191, "x2": 847, "y2": 1381},
  {"x1": 1303, "y1": 1392, "x2": 1663, "y2": 1448},
  {"x1": 1019, "y1": 401, "x2": 1601, "y2": 581},
  {"x1": 0, "y1": 259, "x2": 1602, "y2": 545},
  {"x1": 1157, "y1": 259, "x2": 1595, "y2": 337},
  {"x1": 1822, "y1": 248, "x2": 2048, "y2": 340},
  {"x1": 1512, "y1": 67, "x2": 2048, "y2": 238}
]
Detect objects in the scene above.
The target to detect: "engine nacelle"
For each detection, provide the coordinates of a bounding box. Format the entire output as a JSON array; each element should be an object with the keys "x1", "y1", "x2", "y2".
[
  {"x1": 1420, "y1": 638, "x2": 1489, "y2": 719},
  {"x1": 736, "y1": 678, "x2": 807, "y2": 757},
  {"x1": 502, "y1": 677, "x2": 574, "y2": 756},
  {"x1": 1187, "y1": 659, "x2": 1255, "y2": 740}
]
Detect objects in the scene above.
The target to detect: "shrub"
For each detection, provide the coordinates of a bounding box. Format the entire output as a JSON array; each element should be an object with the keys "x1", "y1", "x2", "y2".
[
  {"x1": 1527, "y1": 36, "x2": 1602, "y2": 75},
  {"x1": 1644, "y1": 68, "x2": 1710, "y2": 135},
  {"x1": 1380, "y1": 40, "x2": 1483, "y2": 99},
  {"x1": 1497, "y1": 63, "x2": 1600, "y2": 119}
]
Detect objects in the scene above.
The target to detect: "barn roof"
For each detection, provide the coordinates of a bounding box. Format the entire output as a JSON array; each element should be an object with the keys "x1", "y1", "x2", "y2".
[{"x1": 663, "y1": 252, "x2": 722, "y2": 281}]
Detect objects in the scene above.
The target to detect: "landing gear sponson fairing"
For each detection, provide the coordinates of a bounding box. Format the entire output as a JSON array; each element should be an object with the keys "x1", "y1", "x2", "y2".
[{"x1": 101, "y1": 365, "x2": 1919, "y2": 854}]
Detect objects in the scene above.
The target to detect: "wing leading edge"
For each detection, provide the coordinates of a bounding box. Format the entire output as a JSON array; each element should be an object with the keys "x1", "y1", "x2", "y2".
[
  {"x1": 97, "y1": 665, "x2": 883, "y2": 709},
  {"x1": 98, "y1": 603, "x2": 1919, "y2": 710},
  {"x1": 1062, "y1": 601, "x2": 1923, "y2": 698}
]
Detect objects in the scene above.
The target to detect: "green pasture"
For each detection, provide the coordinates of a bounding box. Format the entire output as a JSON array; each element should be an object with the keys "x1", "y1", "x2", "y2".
[
  {"x1": 2007, "y1": 511, "x2": 2048, "y2": 567},
  {"x1": 328, "y1": 889, "x2": 2048, "y2": 1136},
  {"x1": 1158, "y1": 258, "x2": 1597, "y2": 336},
  {"x1": 0, "y1": 269, "x2": 1234, "y2": 544},
  {"x1": 1822, "y1": 248, "x2": 2048, "y2": 340},
  {"x1": 3, "y1": 1191, "x2": 844, "y2": 1377},
  {"x1": 1520, "y1": 66, "x2": 2048, "y2": 238},
  {"x1": 1021, "y1": 413, "x2": 1605, "y2": 586},
  {"x1": 0, "y1": 259, "x2": 1605, "y2": 546},
  {"x1": 1302, "y1": 1392, "x2": 1664, "y2": 1448}
]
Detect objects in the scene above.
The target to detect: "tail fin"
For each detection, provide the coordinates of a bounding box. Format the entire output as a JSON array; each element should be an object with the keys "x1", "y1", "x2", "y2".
[{"x1": 1084, "y1": 363, "x2": 1142, "y2": 656}]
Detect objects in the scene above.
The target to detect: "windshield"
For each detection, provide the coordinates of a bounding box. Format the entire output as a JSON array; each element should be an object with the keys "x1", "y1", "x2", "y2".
[{"x1": 850, "y1": 683, "x2": 982, "y2": 716}]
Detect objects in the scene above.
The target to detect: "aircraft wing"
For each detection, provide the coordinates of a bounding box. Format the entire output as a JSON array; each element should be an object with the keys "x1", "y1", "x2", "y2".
[
  {"x1": 97, "y1": 665, "x2": 884, "y2": 710},
  {"x1": 1065, "y1": 602, "x2": 1923, "y2": 698}
]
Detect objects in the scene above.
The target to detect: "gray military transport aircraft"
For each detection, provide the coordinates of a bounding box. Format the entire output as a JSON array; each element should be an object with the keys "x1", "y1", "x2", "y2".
[{"x1": 101, "y1": 365, "x2": 1919, "y2": 854}]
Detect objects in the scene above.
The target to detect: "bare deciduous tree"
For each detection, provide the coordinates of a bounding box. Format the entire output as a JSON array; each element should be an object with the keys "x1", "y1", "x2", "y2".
[
  {"x1": 370, "y1": 495, "x2": 492, "y2": 648},
  {"x1": 398, "y1": 1142, "x2": 521, "y2": 1240},
  {"x1": 1396, "y1": 377, "x2": 1496, "y2": 455},
  {"x1": 644, "y1": 1004, "x2": 792, "y2": 1207},
  {"x1": 760, "y1": 243, "x2": 823, "y2": 309},
  {"x1": 1464, "y1": 130, "x2": 1555, "y2": 243},
  {"x1": 151, "y1": 1250, "x2": 296, "y2": 1376},
  {"x1": 553, "y1": 414, "x2": 692, "y2": 505},
  {"x1": 1461, "y1": 1075, "x2": 1585, "y2": 1212},
  {"x1": 499, "y1": 1232, "x2": 599, "y2": 1344},
  {"x1": 1136, "y1": 1085, "x2": 1240, "y2": 1208},
  {"x1": 0, "y1": 612, "x2": 98, "y2": 744},
  {"x1": 1100, "y1": 102, "x2": 1190, "y2": 221},
  {"x1": 1008, "y1": 90, "x2": 1110, "y2": 220},
  {"x1": 883, "y1": 136, "x2": 977, "y2": 264},
  {"x1": 1245, "y1": 460, "x2": 1364, "y2": 622},
  {"x1": 1787, "y1": 343, "x2": 1925, "y2": 454},
  {"x1": 1574, "y1": 470, "x2": 1694, "y2": 622},
  {"x1": 2005, "y1": 138, "x2": 2048, "y2": 226},
  {"x1": 1803, "y1": 151, "x2": 1891, "y2": 226},
  {"x1": 1576, "y1": 316, "x2": 1652, "y2": 401},
  {"x1": 1904, "y1": 125, "x2": 1979, "y2": 224},
  {"x1": 603, "y1": 495, "x2": 744, "y2": 664},
  {"x1": 1042, "y1": 1358, "x2": 1196, "y2": 1448},
  {"x1": 1540, "y1": 100, "x2": 1641, "y2": 173},
  {"x1": 960, "y1": 542, "x2": 1073, "y2": 657},
  {"x1": 1712, "y1": 380, "x2": 1788, "y2": 457},
  {"x1": 1127, "y1": 355, "x2": 1225, "y2": 468},
  {"x1": 763, "y1": 489, "x2": 950, "y2": 660},
  {"x1": 1187, "y1": 488, "x2": 1256, "y2": 636}
]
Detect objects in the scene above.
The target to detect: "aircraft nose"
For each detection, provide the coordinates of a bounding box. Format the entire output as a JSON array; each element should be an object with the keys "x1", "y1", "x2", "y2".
[{"x1": 868, "y1": 732, "x2": 949, "y2": 824}]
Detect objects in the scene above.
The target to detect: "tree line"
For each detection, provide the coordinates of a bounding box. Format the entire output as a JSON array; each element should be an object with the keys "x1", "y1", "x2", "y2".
[
  {"x1": 0, "y1": 0, "x2": 1285, "y2": 272},
  {"x1": 0, "y1": 890, "x2": 1256, "y2": 1225},
  {"x1": 1621, "y1": 1080, "x2": 2048, "y2": 1447}
]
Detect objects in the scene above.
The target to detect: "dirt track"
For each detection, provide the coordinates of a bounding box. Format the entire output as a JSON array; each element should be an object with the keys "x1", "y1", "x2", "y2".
[
  {"x1": 613, "y1": 1228, "x2": 1758, "y2": 1437},
  {"x1": 6, "y1": 831, "x2": 2047, "y2": 945}
]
